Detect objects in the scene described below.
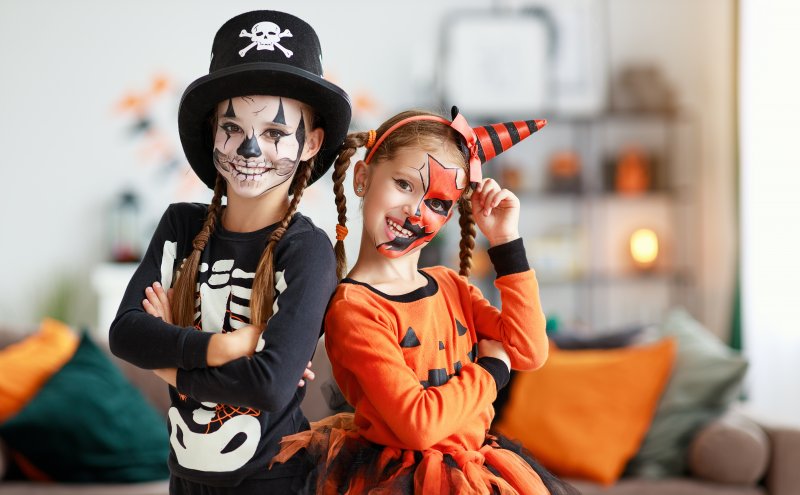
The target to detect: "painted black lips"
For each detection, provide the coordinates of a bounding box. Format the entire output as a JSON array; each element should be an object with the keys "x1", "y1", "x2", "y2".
[{"x1": 381, "y1": 218, "x2": 431, "y2": 252}]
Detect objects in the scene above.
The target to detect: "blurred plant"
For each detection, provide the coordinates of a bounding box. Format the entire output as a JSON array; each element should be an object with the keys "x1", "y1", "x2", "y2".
[{"x1": 35, "y1": 273, "x2": 78, "y2": 324}]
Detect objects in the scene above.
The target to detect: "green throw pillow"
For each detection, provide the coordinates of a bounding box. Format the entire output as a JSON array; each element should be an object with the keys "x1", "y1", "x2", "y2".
[
  {"x1": 625, "y1": 308, "x2": 748, "y2": 478},
  {"x1": 0, "y1": 333, "x2": 169, "y2": 482}
]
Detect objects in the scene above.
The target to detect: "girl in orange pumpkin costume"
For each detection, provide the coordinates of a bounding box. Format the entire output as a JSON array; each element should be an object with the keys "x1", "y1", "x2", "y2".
[{"x1": 273, "y1": 108, "x2": 577, "y2": 495}]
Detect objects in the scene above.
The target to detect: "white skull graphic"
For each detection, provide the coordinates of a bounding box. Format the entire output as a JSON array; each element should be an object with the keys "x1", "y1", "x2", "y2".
[{"x1": 239, "y1": 21, "x2": 293, "y2": 58}]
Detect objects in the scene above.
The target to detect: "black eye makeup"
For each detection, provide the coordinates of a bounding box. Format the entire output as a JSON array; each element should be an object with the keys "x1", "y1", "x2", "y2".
[
  {"x1": 261, "y1": 128, "x2": 290, "y2": 140},
  {"x1": 424, "y1": 198, "x2": 453, "y2": 216},
  {"x1": 220, "y1": 122, "x2": 243, "y2": 133}
]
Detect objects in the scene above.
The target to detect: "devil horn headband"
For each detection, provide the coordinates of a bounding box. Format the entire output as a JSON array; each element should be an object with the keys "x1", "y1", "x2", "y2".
[{"x1": 364, "y1": 106, "x2": 547, "y2": 187}]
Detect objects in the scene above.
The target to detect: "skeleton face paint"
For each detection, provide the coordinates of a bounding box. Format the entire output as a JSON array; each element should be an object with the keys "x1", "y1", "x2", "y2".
[
  {"x1": 212, "y1": 95, "x2": 308, "y2": 199},
  {"x1": 369, "y1": 148, "x2": 466, "y2": 258}
]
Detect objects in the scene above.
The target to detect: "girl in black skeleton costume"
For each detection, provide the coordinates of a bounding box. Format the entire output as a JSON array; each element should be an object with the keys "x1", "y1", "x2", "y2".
[{"x1": 109, "y1": 10, "x2": 351, "y2": 495}]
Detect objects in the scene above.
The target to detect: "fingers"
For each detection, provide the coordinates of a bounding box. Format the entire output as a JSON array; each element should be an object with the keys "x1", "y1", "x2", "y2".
[
  {"x1": 142, "y1": 298, "x2": 159, "y2": 317},
  {"x1": 143, "y1": 282, "x2": 171, "y2": 321},
  {"x1": 144, "y1": 285, "x2": 164, "y2": 319},
  {"x1": 153, "y1": 282, "x2": 170, "y2": 311},
  {"x1": 153, "y1": 283, "x2": 173, "y2": 324},
  {"x1": 298, "y1": 361, "x2": 316, "y2": 387},
  {"x1": 473, "y1": 179, "x2": 515, "y2": 216}
]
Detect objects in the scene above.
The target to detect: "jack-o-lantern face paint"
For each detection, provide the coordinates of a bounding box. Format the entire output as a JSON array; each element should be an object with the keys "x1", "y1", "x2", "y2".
[
  {"x1": 376, "y1": 152, "x2": 466, "y2": 257},
  {"x1": 212, "y1": 95, "x2": 308, "y2": 198}
]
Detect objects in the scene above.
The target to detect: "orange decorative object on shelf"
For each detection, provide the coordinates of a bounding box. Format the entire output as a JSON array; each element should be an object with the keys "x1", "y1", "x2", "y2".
[
  {"x1": 615, "y1": 147, "x2": 651, "y2": 194},
  {"x1": 547, "y1": 150, "x2": 582, "y2": 193}
]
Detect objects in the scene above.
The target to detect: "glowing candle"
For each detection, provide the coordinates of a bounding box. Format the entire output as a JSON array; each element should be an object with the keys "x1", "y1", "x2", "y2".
[{"x1": 630, "y1": 228, "x2": 659, "y2": 270}]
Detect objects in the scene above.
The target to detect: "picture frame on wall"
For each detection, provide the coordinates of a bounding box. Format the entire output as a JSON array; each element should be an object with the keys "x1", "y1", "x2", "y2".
[
  {"x1": 438, "y1": 0, "x2": 608, "y2": 118},
  {"x1": 438, "y1": 9, "x2": 556, "y2": 117}
]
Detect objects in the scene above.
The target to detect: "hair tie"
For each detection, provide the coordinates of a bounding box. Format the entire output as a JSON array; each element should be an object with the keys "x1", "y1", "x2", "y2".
[
  {"x1": 335, "y1": 224, "x2": 348, "y2": 241},
  {"x1": 366, "y1": 129, "x2": 377, "y2": 149}
]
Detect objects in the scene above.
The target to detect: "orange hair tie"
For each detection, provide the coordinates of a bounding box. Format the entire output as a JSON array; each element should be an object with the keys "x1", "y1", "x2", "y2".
[
  {"x1": 365, "y1": 129, "x2": 377, "y2": 149},
  {"x1": 335, "y1": 224, "x2": 348, "y2": 241}
]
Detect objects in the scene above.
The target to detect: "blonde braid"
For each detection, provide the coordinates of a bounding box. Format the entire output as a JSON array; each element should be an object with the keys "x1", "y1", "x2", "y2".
[
  {"x1": 458, "y1": 198, "x2": 476, "y2": 277},
  {"x1": 172, "y1": 174, "x2": 226, "y2": 326},
  {"x1": 332, "y1": 132, "x2": 370, "y2": 279}
]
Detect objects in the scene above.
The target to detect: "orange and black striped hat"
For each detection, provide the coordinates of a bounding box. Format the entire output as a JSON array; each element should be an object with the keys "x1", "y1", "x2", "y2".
[{"x1": 365, "y1": 106, "x2": 546, "y2": 187}]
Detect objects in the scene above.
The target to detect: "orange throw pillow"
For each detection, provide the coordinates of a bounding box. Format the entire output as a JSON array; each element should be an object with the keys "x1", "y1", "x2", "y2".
[
  {"x1": 0, "y1": 319, "x2": 78, "y2": 422},
  {"x1": 495, "y1": 338, "x2": 676, "y2": 486}
]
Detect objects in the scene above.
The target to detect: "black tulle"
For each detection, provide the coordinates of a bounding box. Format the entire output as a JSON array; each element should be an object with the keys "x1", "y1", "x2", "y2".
[{"x1": 292, "y1": 427, "x2": 580, "y2": 495}]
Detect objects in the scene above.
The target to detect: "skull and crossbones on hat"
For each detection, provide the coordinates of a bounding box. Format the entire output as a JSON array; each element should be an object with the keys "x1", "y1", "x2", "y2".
[{"x1": 239, "y1": 21, "x2": 293, "y2": 58}]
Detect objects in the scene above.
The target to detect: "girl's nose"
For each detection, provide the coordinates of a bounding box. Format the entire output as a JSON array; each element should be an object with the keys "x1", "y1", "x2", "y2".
[
  {"x1": 237, "y1": 131, "x2": 262, "y2": 158},
  {"x1": 403, "y1": 203, "x2": 421, "y2": 222}
]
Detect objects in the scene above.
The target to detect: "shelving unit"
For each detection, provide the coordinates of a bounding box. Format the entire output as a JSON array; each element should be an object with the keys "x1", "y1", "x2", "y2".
[{"x1": 433, "y1": 111, "x2": 699, "y2": 333}]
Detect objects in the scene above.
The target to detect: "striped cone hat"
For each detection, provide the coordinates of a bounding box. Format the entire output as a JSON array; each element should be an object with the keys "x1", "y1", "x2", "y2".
[
  {"x1": 364, "y1": 106, "x2": 547, "y2": 187},
  {"x1": 448, "y1": 106, "x2": 547, "y2": 186}
]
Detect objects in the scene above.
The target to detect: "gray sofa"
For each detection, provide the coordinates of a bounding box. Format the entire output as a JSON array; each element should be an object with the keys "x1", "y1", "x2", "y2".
[
  {"x1": 2, "y1": 336, "x2": 799, "y2": 495},
  {"x1": 302, "y1": 337, "x2": 800, "y2": 495},
  {"x1": 567, "y1": 417, "x2": 800, "y2": 495}
]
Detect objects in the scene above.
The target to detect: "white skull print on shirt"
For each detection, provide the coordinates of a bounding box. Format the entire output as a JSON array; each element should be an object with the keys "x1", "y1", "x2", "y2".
[{"x1": 158, "y1": 240, "x2": 287, "y2": 472}]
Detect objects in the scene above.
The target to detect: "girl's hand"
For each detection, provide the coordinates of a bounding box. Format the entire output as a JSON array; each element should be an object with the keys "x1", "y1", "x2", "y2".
[
  {"x1": 143, "y1": 282, "x2": 173, "y2": 324},
  {"x1": 470, "y1": 178, "x2": 520, "y2": 247},
  {"x1": 477, "y1": 339, "x2": 511, "y2": 373},
  {"x1": 299, "y1": 361, "x2": 314, "y2": 387}
]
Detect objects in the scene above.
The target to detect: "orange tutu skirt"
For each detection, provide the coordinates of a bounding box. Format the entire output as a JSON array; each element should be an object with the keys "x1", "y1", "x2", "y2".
[{"x1": 271, "y1": 413, "x2": 575, "y2": 495}]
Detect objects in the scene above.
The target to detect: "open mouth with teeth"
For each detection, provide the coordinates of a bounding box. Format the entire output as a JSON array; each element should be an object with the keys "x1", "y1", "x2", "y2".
[
  {"x1": 229, "y1": 160, "x2": 275, "y2": 181},
  {"x1": 380, "y1": 217, "x2": 431, "y2": 252}
]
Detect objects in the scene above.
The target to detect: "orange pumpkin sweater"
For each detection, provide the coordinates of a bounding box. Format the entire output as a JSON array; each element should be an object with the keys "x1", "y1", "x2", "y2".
[
  {"x1": 324, "y1": 245, "x2": 548, "y2": 453},
  {"x1": 272, "y1": 240, "x2": 559, "y2": 494}
]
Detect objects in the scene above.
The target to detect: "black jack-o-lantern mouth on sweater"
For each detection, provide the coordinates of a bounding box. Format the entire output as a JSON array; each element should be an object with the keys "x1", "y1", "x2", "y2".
[{"x1": 399, "y1": 318, "x2": 477, "y2": 388}]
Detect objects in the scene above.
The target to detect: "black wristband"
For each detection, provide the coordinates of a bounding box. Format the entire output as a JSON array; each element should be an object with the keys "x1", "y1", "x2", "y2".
[
  {"x1": 487, "y1": 238, "x2": 529, "y2": 277},
  {"x1": 478, "y1": 357, "x2": 511, "y2": 391}
]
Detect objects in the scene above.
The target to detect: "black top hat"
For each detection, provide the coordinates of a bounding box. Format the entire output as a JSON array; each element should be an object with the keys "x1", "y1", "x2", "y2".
[{"x1": 178, "y1": 10, "x2": 352, "y2": 189}]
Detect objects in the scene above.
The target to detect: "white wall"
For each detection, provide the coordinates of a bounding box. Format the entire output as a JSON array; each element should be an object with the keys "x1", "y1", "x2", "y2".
[
  {"x1": 740, "y1": 0, "x2": 800, "y2": 425},
  {"x1": 0, "y1": 0, "x2": 736, "y2": 338},
  {"x1": 607, "y1": 0, "x2": 737, "y2": 338}
]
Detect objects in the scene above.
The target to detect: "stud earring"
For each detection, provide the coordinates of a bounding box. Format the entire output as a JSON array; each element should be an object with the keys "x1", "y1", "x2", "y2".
[{"x1": 356, "y1": 184, "x2": 364, "y2": 195}]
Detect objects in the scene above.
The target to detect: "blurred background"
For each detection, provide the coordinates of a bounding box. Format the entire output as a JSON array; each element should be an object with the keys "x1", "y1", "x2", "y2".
[{"x1": 0, "y1": 0, "x2": 798, "y2": 425}]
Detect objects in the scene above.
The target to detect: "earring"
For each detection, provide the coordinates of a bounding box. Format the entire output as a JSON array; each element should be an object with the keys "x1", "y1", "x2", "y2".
[{"x1": 356, "y1": 184, "x2": 364, "y2": 195}]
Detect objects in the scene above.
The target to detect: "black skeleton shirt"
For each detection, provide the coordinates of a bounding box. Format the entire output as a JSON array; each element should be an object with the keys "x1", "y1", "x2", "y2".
[{"x1": 109, "y1": 203, "x2": 337, "y2": 486}]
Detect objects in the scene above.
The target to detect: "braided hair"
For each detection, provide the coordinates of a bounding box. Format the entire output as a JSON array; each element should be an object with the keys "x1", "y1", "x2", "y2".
[
  {"x1": 331, "y1": 132, "x2": 370, "y2": 280},
  {"x1": 171, "y1": 158, "x2": 316, "y2": 328},
  {"x1": 172, "y1": 174, "x2": 226, "y2": 327},
  {"x1": 331, "y1": 110, "x2": 475, "y2": 279},
  {"x1": 249, "y1": 159, "x2": 314, "y2": 326}
]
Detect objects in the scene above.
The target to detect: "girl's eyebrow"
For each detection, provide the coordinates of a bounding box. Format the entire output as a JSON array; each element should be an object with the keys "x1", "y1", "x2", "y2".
[
  {"x1": 260, "y1": 120, "x2": 292, "y2": 130},
  {"x1": 219, "y1": 115, "x2": 293, "y2": 131},
  {"x1": 397, "y1": 169, "x2": 423, "y2": 184}
]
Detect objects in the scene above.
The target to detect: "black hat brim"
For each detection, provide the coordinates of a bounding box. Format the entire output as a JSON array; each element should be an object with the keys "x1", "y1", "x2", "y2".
[{"x1": 178, "y1": 62, "x2": 351, "y2": 189}]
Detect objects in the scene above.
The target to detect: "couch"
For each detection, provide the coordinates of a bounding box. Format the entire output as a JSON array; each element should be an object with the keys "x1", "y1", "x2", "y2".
[
  {"x1": 301, "y1": 335, "x2": 800, "y2": 495},
  {"x1": 2, "y1": 330, "x2": 800, "y2": 495},
  {"x1": 567, "y1": 415, "x2": 800, "y2": 495}
]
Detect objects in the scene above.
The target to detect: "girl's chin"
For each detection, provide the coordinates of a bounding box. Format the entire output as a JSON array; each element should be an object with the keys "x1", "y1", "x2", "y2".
[
  {"x1": 228, "y1": 183, "x2": 270, "y2": 196},
  {"x1": 224, "y1": 176, "x2": 288, "y2": 197},
  {"x1": 377, "y1": 247, "x2": 408, "y2": 259}
]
